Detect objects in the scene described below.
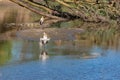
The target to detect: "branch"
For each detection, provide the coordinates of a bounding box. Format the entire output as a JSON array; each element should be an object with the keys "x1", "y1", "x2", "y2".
[
  {"x1": 9, "y1": 0, "x2": 65, "y2": 20},
  {"x1": 55, "y1": 0, "x2": 72, "y2": 8}
]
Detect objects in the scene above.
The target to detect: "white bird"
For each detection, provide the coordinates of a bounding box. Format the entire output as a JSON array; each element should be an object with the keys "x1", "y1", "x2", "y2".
[
  {"x1": 39, "y1": 32, "x2": 50, "y2": 47},
  {"x1": 39, "y1": 16, "x2": 44, "y2": 25}
]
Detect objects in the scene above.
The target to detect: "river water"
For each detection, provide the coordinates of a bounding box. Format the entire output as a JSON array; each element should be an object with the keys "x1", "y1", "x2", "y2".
[{"x1": 0, "y1": 1, "x2": 120, "y2": 80}]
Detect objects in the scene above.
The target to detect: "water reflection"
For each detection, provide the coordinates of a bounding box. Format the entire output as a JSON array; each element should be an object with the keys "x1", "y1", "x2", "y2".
[
  {"x1": 39, "y1": 50, "x2": 49, "y2": 61},
  {"x1": 0, "y1": 41, "x2": 12, "y2": 65},
  {"x1": 80, "y1": 52, "x2": 101, "y2": 59},
  {"x1": 0, "y1": 39, "x2": 120, "y2": 80},
  {"x1": 0, "y1": 36, "x2": 119, "y2": 67},
  {"x1": 75, "y1": 29, "x2": 120, "y2": 51}
]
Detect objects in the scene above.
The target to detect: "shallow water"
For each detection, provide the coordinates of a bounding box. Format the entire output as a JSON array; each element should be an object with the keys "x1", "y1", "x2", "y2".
[{"x1": 0, "y1": 38, "x2": 120, "y2": 80}]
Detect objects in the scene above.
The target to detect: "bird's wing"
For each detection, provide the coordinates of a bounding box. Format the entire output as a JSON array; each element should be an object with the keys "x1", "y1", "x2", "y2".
[
  {"x1": 40, "y1": 38, "x2": 43, "y2": 40},
  {"x1": 40, "y1": 38, "x2": 50, "y2": 41}
]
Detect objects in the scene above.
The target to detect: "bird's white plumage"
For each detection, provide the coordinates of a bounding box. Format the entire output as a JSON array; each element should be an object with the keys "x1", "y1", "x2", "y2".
[
  {"x1": 40, "y1": 16, "x2": 44, "y2": 25},
  {"x1": 39, "y1": 32, "x2": 50, "y2": 47}
]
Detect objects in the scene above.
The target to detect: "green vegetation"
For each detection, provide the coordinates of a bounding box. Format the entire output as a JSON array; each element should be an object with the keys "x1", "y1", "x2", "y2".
[
  {"x1": 0, "y1": 41, "x2": 12, "y2": 65},
  {"x1": 9, "y1": 0, "x2": 120, "y2": 22}
]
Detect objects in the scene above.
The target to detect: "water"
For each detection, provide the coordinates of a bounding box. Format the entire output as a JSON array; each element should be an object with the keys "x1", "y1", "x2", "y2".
[
  {"x1": 0, "y1": 38, "x2": 120, "y2": 80},
  {"x1": 0, "y1": 1, "x2": 120, "y2": 80}
]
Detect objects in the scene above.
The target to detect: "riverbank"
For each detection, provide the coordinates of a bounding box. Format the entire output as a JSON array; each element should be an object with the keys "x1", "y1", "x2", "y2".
[{"x1": 0, "y1": 17, "x2": 119, "y2": 41}]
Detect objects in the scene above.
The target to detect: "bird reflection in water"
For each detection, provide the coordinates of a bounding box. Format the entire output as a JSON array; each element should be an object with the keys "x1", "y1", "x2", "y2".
[{"x1": 39, "y1": 50, "x2": 49, "y2": 61}]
